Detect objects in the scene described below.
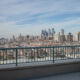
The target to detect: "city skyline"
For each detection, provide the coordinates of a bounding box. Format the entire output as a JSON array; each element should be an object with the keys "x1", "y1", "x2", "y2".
[
  {"x1": 0, "y1": 26, "x2": 80, "y2": 39},
  {"x1": 0, "y1": 0, "x2": 80, "y2": 38},
  {"x1": 0, "y1": 28, "x2": 79, "y2": 40}
]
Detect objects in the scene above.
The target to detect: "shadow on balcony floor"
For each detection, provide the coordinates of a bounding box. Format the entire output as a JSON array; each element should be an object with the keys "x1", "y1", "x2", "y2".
[{"x1": 26, "y1": 72, "x2": 80, "y2": 80}]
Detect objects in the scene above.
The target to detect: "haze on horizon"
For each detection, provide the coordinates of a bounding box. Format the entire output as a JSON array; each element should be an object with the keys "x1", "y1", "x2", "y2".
[{"x1": 0, "y1": 0, "x2": 80, "y2": 38}]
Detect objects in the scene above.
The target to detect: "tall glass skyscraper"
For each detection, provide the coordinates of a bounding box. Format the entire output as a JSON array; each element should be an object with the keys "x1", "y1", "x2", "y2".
[{"x1": 52, "y1": 28, "x2": 55, "y2": 36}]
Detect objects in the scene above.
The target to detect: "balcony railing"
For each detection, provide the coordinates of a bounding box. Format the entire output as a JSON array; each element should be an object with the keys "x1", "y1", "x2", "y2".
[{"x1": 0, "y1": 45, "x2": 80, "y2": 66}]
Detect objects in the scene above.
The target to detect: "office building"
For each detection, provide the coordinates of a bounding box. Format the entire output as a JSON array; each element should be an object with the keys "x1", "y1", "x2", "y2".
[{"x1": 67, "y1": 33, "x2": 73, "y2": 42}]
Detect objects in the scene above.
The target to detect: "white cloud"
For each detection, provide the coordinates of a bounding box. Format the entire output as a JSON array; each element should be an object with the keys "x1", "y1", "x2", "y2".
[
  {"x1": 0, "y1": 0, "x2": 80, "y2": 16},
  {"x1": 0, "y1": 17, "x2": 80, "y2": 38},
  {"x1": 0, "y1": 0, "x2": 80, "y2": 38}
]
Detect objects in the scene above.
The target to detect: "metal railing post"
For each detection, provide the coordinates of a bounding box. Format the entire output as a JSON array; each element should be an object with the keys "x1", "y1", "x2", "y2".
[
  {"x1": 74, "y1": 47, "x2": 75, "y2": 58},
  {"x1": 16, "y1": 49, "x2": 18, "y2": 66},
  {"x1": 3, "y1": 50, "x2": 5, "y2": 64},
  {"x1": 53, "y1": 47, "x2": 54, "y2": 63}
]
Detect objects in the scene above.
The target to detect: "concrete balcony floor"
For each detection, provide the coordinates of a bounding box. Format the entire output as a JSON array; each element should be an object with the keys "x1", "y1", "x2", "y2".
[
  {"x1": 0, "y1": 59, "x2": 80, "y2": 80},
  {"x1": 28, "y1": 72, "x2": 80, "y2": 80}
]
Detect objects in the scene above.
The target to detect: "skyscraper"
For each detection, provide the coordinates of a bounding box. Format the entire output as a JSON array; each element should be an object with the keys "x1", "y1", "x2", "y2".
[
  {"x1": 41, "y1": 30, "x2": 48, "y2": 40},
  {"x1": 48, "y1": 28, "x2": 52, "y2": 37},
  {"x1": 67, "y1": 33, "x2": 73, "y2": 42},
  {"x1": 60, "y1": 29, "x2": 65, "y2": 42},
  {"x1": 52, "y1": 28, "x2": 55, "y2": 36},
  {"x1": 61, "y1": 29, "x2": 64, "y2": 35}
]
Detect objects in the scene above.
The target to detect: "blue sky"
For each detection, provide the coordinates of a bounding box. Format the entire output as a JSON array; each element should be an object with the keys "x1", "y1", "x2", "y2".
[{"x1": 0, "y1": 0, "x2": 80, "y2": 38}]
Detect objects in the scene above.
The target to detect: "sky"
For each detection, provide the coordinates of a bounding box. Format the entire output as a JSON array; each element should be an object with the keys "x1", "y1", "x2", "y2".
[{"x1": 0, "y1": 0, "x2": 80, "y2": 38}]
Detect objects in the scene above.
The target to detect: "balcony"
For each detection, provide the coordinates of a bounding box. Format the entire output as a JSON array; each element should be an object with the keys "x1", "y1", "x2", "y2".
[
  {"x1": 0, "y1": 46, "x2": 80, "y2": 80},
  {"x1": 28, "y1": 72, "x2": 80, "y2": 80}
]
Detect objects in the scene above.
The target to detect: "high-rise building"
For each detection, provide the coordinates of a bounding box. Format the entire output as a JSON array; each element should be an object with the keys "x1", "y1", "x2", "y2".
[
  {"x1": 73, "y1": 32, "x2": 78, "y2": 41},
  {"x1": 18, "y1": 34, "x2": 24, "y2": 42},
  {"x1": 67, "y1": 33, "x2": 73, "y2": 42},
  {"x1": 60, "y1": 29, "x2": 65, "y2": 42},
  {"x1": 73, "y1": 32, "x2": 80, "y2": 41},
  {"x1": 41, "y1": 30, "x2": 48, "y2": 40},
  {"x1": 54, "y1": 32, "x2": 60, "y2": 41},
  {"x1": 61, "y1": 29, "x2": 64, "y2": 35},
  {"x1": 78, "y1": 32, "x2": 80, "y2": 41},
  {"x1": 12, "y1": 35, "x2": 16, "y2": 41},
  {"x1": 48, "y1": 28, "x2": 52, "y2": 37},
  {"x1": 60, "y1": 35, "x2": 65, "y2": 42},
  {"x1": 52, "y1": 28, "x2": 55, "y2": 36}
]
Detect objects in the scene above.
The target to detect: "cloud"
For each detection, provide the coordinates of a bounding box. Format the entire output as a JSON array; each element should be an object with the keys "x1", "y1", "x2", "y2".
[
  {"x1": 1, "y1": 0, "x2": 80, "y2": 16},
  {"x1": 0, "y1": 0, "x2": 80, "y2": 38},
  {"x1": 0, "y1": 16, "x2": 80, "y2": 38}
]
